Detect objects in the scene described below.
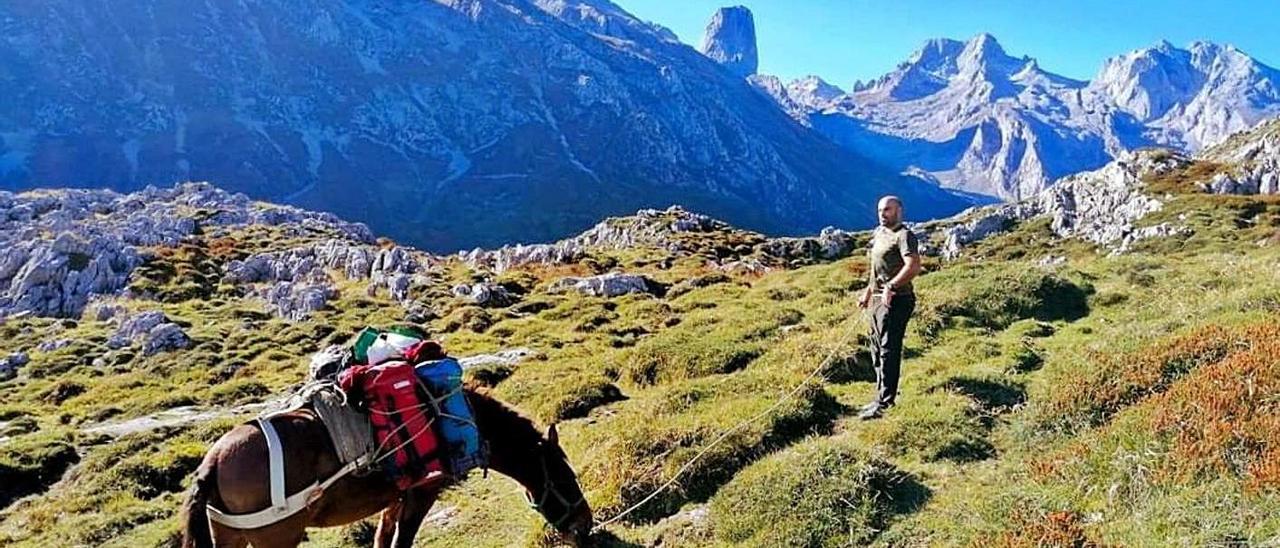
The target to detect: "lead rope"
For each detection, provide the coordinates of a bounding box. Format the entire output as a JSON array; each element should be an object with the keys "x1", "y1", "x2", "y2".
[{"x1": 589, "y1": 313, "x2": 865, "y2": 533}]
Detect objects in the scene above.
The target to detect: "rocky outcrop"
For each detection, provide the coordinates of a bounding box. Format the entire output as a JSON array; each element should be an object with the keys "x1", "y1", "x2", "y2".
[
  {"x1": 548, "y1": 272, "x2": 659, "y2": 298},
  {"x1": 0, "y1": 231, "x2": 141, "y2": 318},
  {"x1": 460, "y1": 206, "x2": 731, "y2": 273},
  {"x1": 107, "y1": 311, "x2": 190, "y2": 355},
  {"x1": 759, "y1": 227, "x2": 860, "y2": 263},
  {"x1": 223, "y1": 239, "x2": 428, "y2": 319},
  {"x1": 1196, "y1": 119, "x2": 1280, "y2": 195},
  {"x1": 923, "y1": 149, "x2": 1192, "y2": 257},
  {"x1": 0, "y1": 183, "x2": 373, "y2": 319},
  {"x1": 939, "y1": 209, "x2": 1021, "y2": 259},
  {"x1": 261, "y1": 282, "x2": 336, "y2": 322},
  {"x1": 700, "y1": 6, "x2": 758, "y2": 78}
]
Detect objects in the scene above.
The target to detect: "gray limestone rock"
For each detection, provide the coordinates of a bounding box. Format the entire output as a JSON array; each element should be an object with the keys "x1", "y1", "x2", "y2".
[
  {"x1": 549, "y1": 272, "x2": 656, "y2": 298},
  {"x1": 700, "y1": 7, "x2": 758, "y2": 78}
]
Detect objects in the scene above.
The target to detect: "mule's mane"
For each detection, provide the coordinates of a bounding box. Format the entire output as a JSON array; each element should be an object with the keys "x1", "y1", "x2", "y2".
[{"x1": 464, "y1": 384, "x2": 546, "y2": 448}]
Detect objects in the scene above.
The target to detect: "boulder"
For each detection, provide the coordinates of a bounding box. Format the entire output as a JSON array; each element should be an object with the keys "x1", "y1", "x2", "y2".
[
  {"x1": 108, "y1": 311, "x2": 169, "y2": 349},
  {"x1": 458, "y1": 347, "x2": 537, "y2": 370},
  {"x1": 451, "y1": 283, "x2": 517, "y2": 307},
  {"x1": 37, "y1": 339, "x2": 72, "y2": 352},
  {"x1": 143, "y1": 322, "x2": 191, "y2": 355},
  {"x1": 549, "y1": 272, "x2": 657, "y2": 298},
  {"x1": 718, "y1": 258, "x2": 771, "y2": 276},
  {"x1": 87, "y1": 302, "x2": 126, "y2": 322},
  {"x1": 0, "y1": 351, "x2": 30, "y2": 381},
  {"x1": 262, "y1": 281, "x2": 336, "y2": 321}
]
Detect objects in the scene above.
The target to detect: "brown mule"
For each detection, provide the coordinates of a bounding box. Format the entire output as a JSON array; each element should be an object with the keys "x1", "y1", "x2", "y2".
[{"x1": 179, "y1": 387, "x2": 593, "y2": 547}]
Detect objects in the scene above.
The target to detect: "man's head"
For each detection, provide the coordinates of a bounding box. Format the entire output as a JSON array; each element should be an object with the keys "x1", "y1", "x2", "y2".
[{"x1": 877, "y1": 196, "x2": 903, "y2": 227}]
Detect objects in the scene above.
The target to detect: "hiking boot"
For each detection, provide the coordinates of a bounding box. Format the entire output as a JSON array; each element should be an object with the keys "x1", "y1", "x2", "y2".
[{"x1": 858, "y1": 404, "x2": 885, "y2": 421}]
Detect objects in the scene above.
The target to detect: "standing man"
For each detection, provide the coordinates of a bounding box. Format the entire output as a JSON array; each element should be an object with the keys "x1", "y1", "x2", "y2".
[{"x1": 857, "y1": 196, "x2": 922, "y2": 420}]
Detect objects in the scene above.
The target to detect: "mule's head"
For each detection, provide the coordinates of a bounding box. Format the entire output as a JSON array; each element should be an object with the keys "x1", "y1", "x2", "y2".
[{"x1": 524, "y1": 423, "x2": 593, "y2": 544}]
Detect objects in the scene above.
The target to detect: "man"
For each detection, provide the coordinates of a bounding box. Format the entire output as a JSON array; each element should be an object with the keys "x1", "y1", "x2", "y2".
[{"x1": 856, "y1": 196, "x2": 922, "y2": 420}]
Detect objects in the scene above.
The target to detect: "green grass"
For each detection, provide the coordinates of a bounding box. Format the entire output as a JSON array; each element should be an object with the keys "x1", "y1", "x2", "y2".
[
  {"x1": 708, "y1": 436, "x2": 918, "y2": 547},
  {"x1": 2, "y1": 185, "x2": 1280, "y2": 547}
]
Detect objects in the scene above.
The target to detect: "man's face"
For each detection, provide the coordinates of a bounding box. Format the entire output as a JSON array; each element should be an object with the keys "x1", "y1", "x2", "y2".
[{"x1": 878, "y1": 199, "x2": 901, "y2": 227}]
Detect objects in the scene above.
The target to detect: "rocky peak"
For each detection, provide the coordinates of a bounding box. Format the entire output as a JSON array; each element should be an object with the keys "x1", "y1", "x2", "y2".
[
  {"x1": 533, "y1": 0, "x2": 680, "y2": 43},
  {"x1": 1089, "y1": 41, "x2": 1204, "y2": 121},
  {"x1": 855, "y1": 34, "x2": 1034, "y2": 103},
  {"x1": 855, "y1": 38, "x2": 964, "y2": 101},
  {"x1": 955, "y1": 33, "x2": 1032, "y2": 87},
  {"x1": 786, "y1": 76, "x2": 844, "y2": 110},
  {"x1": 907, "y1": 38, "x2": 966, "y2": 72},
  {"x1": 699, "y1": 6, "x2": 758, "y2": 78},
  {"x1": 958, "y1": 33, "x2": 1009, "y2": 66},
  {"x1": 1089, "y1": 40, "x2": 1280, "y2": 147}
]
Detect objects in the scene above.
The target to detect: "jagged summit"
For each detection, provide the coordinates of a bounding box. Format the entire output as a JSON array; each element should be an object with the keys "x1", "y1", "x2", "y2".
[
  {"x1": 855, "y1": 33, "x2": 1049, "y2": 104},
  {"x1": 1088, "y1": 39, "x2": 1280, "y2": 150},
  {"x1": 756, "y1": 33, "x2": 1280, "y2": 202},
  {"x1": 700, "y1": 6, "x2": 759, "y2": 78}
]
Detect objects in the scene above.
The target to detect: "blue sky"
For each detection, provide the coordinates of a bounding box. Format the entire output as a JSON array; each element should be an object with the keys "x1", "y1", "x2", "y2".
[{"x1": 617, "y1": 0, "x2": 1280, "y2": 89}]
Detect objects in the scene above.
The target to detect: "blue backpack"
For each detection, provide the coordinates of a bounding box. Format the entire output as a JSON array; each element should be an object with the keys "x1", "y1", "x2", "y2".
[{"x1": 414, "y1": 357, "x2": 487, "y2": 475}]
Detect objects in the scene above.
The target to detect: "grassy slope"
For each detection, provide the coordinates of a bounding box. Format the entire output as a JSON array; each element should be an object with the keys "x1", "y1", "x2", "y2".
[{"x1": 0, "y1": 191, "x2": 1277, "y2": 547}]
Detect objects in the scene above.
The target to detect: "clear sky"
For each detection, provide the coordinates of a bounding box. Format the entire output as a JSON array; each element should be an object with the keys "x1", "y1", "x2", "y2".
[{"x1": 617, "y1": 0, "x2": 1280, "y2": 89}]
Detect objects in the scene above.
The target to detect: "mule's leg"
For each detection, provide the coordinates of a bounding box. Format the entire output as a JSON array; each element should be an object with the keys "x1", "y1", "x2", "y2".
[
  {"x1": 390, "y1": 487, "x2": 440, "y2": 548},
  {"x1": 374, "y1": 498, "x2": 404, "y2": 548}
]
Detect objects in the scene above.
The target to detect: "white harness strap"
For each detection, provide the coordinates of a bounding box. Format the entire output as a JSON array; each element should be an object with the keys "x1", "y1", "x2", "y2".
[
  {"x1": 259, "y1": 415, "x2": 288, "y2": 513},
  {"x1": 206, "y1": 461, "x2": 359, "y2": 530},
  {"x1": 206, "y1": 412, "x2": 360, "y2": 530}
]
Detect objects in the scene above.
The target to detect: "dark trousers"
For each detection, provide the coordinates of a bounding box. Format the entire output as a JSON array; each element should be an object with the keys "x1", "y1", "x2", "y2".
[{"x1": 870, "y1": 293, "x2": 916, "y2": 407}]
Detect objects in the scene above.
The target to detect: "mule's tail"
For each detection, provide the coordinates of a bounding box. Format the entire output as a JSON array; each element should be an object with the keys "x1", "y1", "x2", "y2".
[{"x1": 180, "y1": 462, "x2": 216, "y2": 548}]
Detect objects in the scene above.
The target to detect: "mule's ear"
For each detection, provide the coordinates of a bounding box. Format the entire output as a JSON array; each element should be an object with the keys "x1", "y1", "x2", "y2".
[{"x1": 546, "y1": 423, "x2": 559, "y2": 446}]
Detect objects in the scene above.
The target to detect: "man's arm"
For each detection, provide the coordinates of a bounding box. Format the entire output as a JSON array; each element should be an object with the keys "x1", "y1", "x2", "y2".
[{"x1": 859, "y1": 238, "x2": 876, "y2": 308}]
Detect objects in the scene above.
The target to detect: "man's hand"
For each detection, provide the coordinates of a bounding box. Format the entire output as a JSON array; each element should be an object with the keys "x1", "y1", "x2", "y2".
[
  {"x1": 858, "y1": 287, "x2": 872, "y2": 309},
  {"x1": 881, "y1": 285, "x2": 895, "y2": 307}
]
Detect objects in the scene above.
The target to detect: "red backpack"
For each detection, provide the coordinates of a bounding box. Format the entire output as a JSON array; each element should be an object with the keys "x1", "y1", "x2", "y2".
[{"x1": 338, "y1": 360, "x2": 445, "y2": 490}]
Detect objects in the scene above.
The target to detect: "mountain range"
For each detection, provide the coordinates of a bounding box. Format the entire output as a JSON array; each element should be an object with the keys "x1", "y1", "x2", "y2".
[
  {"x1": 740, "y1": 26, "x2": 1280, "y2": 200},
  {"x1": 0, "y1": 0, "x2": 969, "y2": 252}
]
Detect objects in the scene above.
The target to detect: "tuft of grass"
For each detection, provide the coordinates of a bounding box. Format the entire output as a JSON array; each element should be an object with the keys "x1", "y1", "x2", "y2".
[
  {"x1": 709, "y1": 436, "x2": 921, "y2": 547},
  {"x1": 913, "y1": 264, "x2": 1092, "y2": 343},
  {"x1": 566, "y1": 370, "x2": 842, "y2": 523},
  {"x1": 0, "y1": 433, "x2": 80, "y2": 508}
]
